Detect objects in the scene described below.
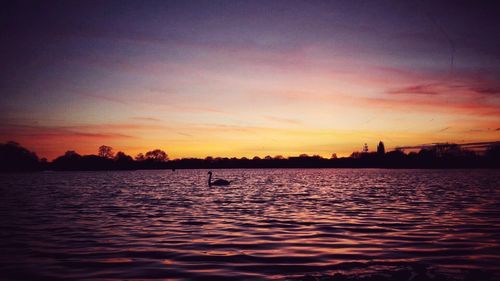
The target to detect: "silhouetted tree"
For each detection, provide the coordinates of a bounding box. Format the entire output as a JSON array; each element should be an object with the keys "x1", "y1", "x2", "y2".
[
  {"x1": 484, "y1": 144, "x2": 500, "y2": 167},
  {"x1": 52, "y1": 150, "x2": 83, "y2": 170},
  {"x1": 331, "y1": 153, "x2": 338, "y2": 159},
  {"x1": 40, "y1": 157, "x2": 49, "y2": 170},
  {"x1": 98, "y1": 145, "x2": 114, "y2": 158},
  {"x1": 145, "y1": 149, "x2": 168, "y2": 162},
  {"x1": 115, "y1": 151, "x2": 133, "y2": 162},
  {"x1": 64, "y1": 150, "x2": 80, "y2": 157},
  {"x1": 350, "y1": 151, "x2": 361, "y2": 159},
  {"x1": 4, "y1": 139, "x2": 500, "y2": 171},
  {"x1": 0, "y1": 141, "x2": 40, "y2": 172},
  {"x1": 362, "y1": 143, "x2": 369, "y2": 153},
  {"x1": 377, "y1": 141, "x2": 385, "y2": 155},
  {"x1": 115, "y1": 151, "x2": 134, "y2": 169},
  {"x1": 385, "y1": 149, "x2": 406, "y2": 165}
]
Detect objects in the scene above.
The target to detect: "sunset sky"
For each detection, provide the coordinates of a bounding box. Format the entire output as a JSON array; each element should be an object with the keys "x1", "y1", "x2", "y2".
[{"x1": 1, "y1": 0, "x2": 499, "y2": 160}]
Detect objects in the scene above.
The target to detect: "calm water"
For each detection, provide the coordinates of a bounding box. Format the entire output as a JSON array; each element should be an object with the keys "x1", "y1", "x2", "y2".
[{"x1": 1, "y1": 169, "x2": 499, "y2": 280}]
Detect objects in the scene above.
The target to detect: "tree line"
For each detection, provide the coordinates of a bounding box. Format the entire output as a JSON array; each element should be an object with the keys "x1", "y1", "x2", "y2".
[{"x1": 1, "y1": 141, "x2": 499, "y2": 172}]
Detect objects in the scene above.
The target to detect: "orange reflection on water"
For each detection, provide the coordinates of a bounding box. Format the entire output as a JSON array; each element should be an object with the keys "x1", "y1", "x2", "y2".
[{"x1": 100, "y1": 258, "x2": 133, "y2": 263}]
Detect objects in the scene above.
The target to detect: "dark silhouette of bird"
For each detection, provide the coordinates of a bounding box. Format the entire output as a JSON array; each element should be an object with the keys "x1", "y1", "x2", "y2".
[{"x1": 208, "y1": 171, "x2": 230, "y2": 186}]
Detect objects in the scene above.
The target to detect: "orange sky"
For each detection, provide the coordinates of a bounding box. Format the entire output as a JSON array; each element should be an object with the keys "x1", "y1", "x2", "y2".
[{"x1": 1, "y1": 1, "x2": 499, "y2": 160}]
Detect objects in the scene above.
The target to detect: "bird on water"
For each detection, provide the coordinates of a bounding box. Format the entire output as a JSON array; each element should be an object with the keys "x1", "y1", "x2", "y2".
[{"x1": 208, "y1": 171, "x2": 230, "y2": 186}]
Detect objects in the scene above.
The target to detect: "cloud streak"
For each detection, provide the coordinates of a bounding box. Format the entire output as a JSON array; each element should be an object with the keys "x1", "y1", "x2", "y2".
[
  {"x1": 0, "y1": 124, "x2": 137, "y2": 140},
  {"x1": 387, "y1": 84, "x2": 441, "y2": 96},
  {"x1": 132, "y1": 117, "x2": 162, "y2": 122}
]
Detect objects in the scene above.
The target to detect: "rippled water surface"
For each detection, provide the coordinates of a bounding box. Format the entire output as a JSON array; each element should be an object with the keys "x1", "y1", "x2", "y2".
[{"x1": 1, "y1": 169, "x2": 499, "y2": 280}]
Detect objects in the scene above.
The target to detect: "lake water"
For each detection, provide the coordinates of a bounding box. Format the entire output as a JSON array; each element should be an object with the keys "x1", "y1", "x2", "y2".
[{"x1": 1, "y1": 169, "x2": 499, "y2": 280}]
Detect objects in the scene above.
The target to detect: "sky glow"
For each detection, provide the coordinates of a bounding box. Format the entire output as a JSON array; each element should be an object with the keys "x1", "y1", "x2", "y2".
[{"x1": 1, "y1": 0, "x2": 499, "y2": 159}]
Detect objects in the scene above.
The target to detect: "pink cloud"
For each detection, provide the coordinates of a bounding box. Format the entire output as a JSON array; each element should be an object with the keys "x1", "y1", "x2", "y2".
[
  {"x1": 387, "y1": 83, "x2": 441, "y2": 96},
  {"x1": 132, "y1": 117, "x2": 162, "y2": 122},
  {"x1": 0, "y1": 124, "x2": 142, "y2": 160}
]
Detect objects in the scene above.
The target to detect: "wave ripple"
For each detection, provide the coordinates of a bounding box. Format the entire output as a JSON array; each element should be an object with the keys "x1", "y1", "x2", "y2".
[{"x1": 1, "y1": 169, "x2": 499, "y2": 280}]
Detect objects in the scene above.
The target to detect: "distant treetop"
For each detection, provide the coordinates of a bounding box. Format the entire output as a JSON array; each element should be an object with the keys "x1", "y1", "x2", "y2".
[
  {"x1": 145, "y1": 149, "x2": 168, "y2": 162},
  {"x1": 377, "y1": 141, "x2": 385, "y2": 155},
  {"x1": 98, "y1": 145, "x2": 114, "y2": 158}
]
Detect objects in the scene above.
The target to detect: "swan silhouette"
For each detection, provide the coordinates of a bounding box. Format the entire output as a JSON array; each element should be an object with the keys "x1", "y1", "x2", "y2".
[{"x1": 208, "y1": 171, "x2": 230, "y2": 186}]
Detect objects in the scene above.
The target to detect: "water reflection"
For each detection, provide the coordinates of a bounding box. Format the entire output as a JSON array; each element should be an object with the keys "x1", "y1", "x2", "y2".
[{"x1": 0, "y1": 169, "x2": 499, "y2": 280}]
